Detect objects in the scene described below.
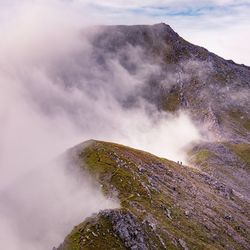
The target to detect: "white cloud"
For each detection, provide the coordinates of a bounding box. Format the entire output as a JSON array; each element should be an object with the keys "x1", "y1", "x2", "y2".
[
  {"x1": 0, "y1": 1, "x2": 203, "y2": 249},
  {"x1": 78, "y1": 0, "x2": 247, "y2": 9}
]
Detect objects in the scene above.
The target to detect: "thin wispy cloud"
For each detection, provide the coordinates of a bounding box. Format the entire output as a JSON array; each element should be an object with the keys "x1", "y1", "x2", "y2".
[{"x1": 81, "y1": 0, "x2": 250, "y2": 15}]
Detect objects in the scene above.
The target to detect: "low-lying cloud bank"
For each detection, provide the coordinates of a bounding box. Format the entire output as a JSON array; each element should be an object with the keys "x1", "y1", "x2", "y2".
[
  {"x1": 0, "y1": 1, "x2": 202, "y2": 249},
  {"x1": 0, "y1": 158, "x2": 119, "y2": 250}
]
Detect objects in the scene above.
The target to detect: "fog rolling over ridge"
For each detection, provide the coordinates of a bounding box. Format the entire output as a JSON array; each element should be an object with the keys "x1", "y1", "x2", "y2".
[
  {"x1": 0, "y1": 157, "x2": 118, "y2": 250},
  {"x1": 0, "y1": 2, "x2": 204, "y2": 250}
]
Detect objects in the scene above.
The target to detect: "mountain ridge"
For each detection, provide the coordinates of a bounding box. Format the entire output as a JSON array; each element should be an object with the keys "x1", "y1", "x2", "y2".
[
  {"x1": 87, "y1": 23, "x2": 250, "y2": 142},
  {"x1": 55, "y1": 23, "x2": 250, "y2": 249},
  {"x1": 56, "y1": 139, "x2": 250, "y2": 250}
]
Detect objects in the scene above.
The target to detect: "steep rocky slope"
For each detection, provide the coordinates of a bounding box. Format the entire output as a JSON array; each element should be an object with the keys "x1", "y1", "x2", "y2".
[
  {"x1": 188, "y1": 141, "x2": 250, "y2": 203},
  {"x1": 56, "y1": 23, "x2": 250, "y2": 249},
  {"x1": 56, "y1": 140, "x2": 249, "y2": 250},
  {"x1": 88, "y1": 23, "x2": 250, "y2": 141}
]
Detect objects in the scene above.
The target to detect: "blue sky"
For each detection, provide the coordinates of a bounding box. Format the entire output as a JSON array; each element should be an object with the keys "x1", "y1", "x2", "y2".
[{"x1": 86, "y1": 1, "x2": 250, "y2": 16}]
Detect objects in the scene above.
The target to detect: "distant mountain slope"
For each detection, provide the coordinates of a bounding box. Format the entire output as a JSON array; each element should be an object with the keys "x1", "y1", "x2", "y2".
[
  {"x1": 88, "y1": 23, "x2": 250, "y2": 141},
  {"x1": 188, "y1": 141, "x2": 250, "y2": 203},
  {"x1": 57, "y1": 140, "x2": 250, "y2": 250}
]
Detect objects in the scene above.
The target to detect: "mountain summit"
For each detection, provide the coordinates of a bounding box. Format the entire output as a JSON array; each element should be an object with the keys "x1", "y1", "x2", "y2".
[{"x1": 88, "y1": 23, "x2": 249, "y2": 140}]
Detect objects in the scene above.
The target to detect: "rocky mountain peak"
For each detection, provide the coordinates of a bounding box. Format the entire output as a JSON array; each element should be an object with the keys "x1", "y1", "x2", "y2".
[{"x1": 52, "y1": 23, "x2": 250, "y2": 250}]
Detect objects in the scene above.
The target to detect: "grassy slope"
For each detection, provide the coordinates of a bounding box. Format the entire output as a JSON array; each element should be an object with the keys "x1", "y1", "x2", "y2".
[
  {"x1": 57, "y1": 209, "x2": 126, "y2": 250},
  {"x1": 58, "y1": 140, "x2": 250, "y2": 250},
  {"x1": 227, "y1": 143, "x2": 250, "y2": 170}
]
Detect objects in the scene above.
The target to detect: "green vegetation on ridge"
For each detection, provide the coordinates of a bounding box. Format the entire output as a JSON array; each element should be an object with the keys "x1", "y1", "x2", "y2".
[{"x1": 57, "y1": 140, "x2": 250, "y2": 250}]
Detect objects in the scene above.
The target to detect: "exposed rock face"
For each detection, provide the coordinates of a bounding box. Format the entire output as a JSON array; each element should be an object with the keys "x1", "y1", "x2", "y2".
[
  {"x1": 57, "y1": 208, "x2": 154, "y2": 250},
  {"x1": 102, "y1": 209, "x2": 150, "y2": 250}
]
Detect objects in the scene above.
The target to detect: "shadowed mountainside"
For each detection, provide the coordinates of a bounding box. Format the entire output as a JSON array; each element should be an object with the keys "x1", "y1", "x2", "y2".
[{"x1": 88, "y1": 23, "x2": 250, "y2": 141}]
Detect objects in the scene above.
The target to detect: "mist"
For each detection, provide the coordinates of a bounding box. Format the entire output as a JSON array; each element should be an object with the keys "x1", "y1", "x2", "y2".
[{"x1": 0, "y1": 1, "x2": 202, "y2": 249}]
